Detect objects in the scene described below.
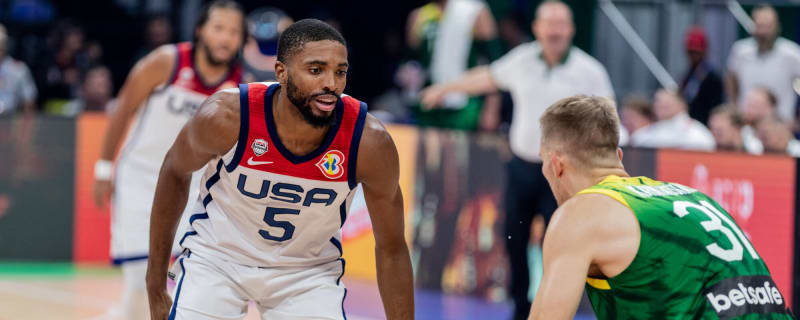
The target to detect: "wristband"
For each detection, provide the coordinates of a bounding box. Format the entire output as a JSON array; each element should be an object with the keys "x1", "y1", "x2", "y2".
[{"x1": 94, "y1": 159, "x2": 113, "y2": 181}]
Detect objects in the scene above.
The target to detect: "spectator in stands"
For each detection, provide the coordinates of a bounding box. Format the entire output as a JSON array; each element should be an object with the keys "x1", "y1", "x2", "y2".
[
  {"x1": 133, "y1": 15, "x2": 173, "y2": 63},
  {"x1": 708, "y1": 104, "x2": 762, "y2": 154},
  {"x1": 404, "y1": 0, "x2": 503, "y2": 130},
  {"x1": 241, "y1": 7, "x2": 293, "y2": 82},
  {"x1": 739, "y1": 87, "x2": 776, "y2": 153},
  {"x1": 0, "y1": 24, "x2": 37, "y2": 115},
  {"x1": 620, "y1": 96, "x2": 653, "y2": 137},
  {"x1": 419, "y1": 1, "x2": 616, "y2": 318},
  {"x1": 57, "y1": 65, "x2": 114, "y2": 116},
  {"x1": 756, "y1": 115, "x2": 800, "y2": 157},
  {"x1": 679, "y1": 26, "x2": 723, "y2": 125},
  {"x1": 37, "y1": 21, "x2": 95, "y2": 110},
  {"x1": 726, "y1": 4, "x2": 800, "y2": 123},
  {"x1": 631, "y1": 89, "x2": 715, "y2": 151}
]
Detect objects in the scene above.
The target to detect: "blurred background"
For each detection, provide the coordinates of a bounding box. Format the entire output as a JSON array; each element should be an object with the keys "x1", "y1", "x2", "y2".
[{"x1": 1, "y1": 0, "x2": 800, "y2": 319}]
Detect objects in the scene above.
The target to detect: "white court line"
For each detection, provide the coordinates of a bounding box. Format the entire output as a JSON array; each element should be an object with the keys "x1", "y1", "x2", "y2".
[{"x1": 0, "y1": 280, "x2": 380, "y2": 320}]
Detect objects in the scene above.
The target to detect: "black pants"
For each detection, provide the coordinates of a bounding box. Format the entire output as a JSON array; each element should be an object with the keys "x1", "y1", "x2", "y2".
[{"x1": 504, "y1": 155, "x2": 558, "y2": 320}]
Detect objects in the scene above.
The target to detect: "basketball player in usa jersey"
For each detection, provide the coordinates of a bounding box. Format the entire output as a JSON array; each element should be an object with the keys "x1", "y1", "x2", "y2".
[
  {"x1": 146, "y1": 19, "x2": 414, "y2": 319},
  {"x1": 92, "y1": 2, "x2": 244, "y2": 318}
]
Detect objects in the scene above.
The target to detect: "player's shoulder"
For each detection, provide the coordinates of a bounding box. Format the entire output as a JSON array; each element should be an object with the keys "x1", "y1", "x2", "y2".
[
  {"x1": 132, "y1": 44, "x2": 178, "y2": 80},
  {"x1": 555, "y1": 192, "x2": 632, "y2": 230}
]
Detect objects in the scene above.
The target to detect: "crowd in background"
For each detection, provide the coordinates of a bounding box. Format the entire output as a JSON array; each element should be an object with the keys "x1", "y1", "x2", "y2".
[{"x1": 1, "y1": 0, "x2": 800, "y2": 161}]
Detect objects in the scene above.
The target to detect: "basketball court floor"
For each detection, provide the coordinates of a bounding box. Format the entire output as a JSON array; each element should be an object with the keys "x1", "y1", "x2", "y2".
[{"x1": 0, "y1": 263, "x2": 596, "y2": 319}]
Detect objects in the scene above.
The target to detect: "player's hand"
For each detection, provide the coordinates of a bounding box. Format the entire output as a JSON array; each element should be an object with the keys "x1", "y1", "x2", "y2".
[
  {"x1": 147, "y1": 288, "x2": 173, "y2": 320},
  {"x1": 419, "y1": 84, "x2": 448, "y2": 110},
  {"x1": 92, "y1": 179, "x2": 114, "y2": 208}
]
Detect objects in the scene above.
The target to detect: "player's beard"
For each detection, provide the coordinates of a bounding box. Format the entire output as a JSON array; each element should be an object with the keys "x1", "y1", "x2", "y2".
[
  {"x1": 285, "y1": 74, "x2": 339, "y2": 128},
  {"x1": 199, "y1": 41, "x2": 228, "y2": 67}
]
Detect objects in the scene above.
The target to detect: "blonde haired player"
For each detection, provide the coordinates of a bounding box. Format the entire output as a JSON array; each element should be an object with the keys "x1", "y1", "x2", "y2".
[{"x1": 529, "y1": 96, "x2": 792, "y2": 319}]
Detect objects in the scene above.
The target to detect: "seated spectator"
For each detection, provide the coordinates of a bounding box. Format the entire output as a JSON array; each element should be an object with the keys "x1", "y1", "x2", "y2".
[
  {"x1": 37, "y1": 20, "x2": 98, "y2": 110},
  {"x1": 54, "y1": 65, "x2": 114, "y2": 116},
  {"x1": 132, "y1": 15, "x2": 173, "y2": 63},
  {"x1": 631, "y1": 89, "x2": 715, "y2": 151},
  {"x1": 620, "y1": 95, "x2": 653, "y2": 137},
  {"x1": 756, "y1": 115, "x2": 800, "y2": 157},
  {"x1": 680, "y1": 26, "x2": 723, "y2": 125},
  {"x1": 708, "y1": 104, "x2": 762, "y2": 154},
  {"x1": 0, "y1": 24, "x2": 37, "y2": 115},
  {"x1": 726, "y1": 4, "x2": 800, "y2": 123},
  {"x1": 740, "y1": 87, "x2": 777, "y2": 152}
]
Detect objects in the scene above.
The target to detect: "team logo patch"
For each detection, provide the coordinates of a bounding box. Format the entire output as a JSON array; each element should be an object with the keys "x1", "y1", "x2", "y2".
[
  {"x1": 252, "y1": 139, "x2": 268, "y2": 156},
  {"x1": 316, "y1": 150, "x2": 345, "y2": 179}
]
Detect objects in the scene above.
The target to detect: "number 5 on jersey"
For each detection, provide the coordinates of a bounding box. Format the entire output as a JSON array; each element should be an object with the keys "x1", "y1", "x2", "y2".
[{"x1": 259, "y1": 207, "x2": 299, "y2": 242}]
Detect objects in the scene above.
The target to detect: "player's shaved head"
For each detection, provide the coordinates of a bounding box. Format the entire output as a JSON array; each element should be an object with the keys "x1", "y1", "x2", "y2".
[
  {"x1": 277, "y1": 19, "x2": 347, "y2": 63},
  {"x1": 540, "y1": 95, "x2": 620, "y2": 168}
]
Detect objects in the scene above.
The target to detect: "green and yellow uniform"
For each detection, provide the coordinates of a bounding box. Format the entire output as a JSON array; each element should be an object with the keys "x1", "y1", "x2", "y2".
[{"x1": 578, "y1": 175, "x2": 793, "y2": 319}]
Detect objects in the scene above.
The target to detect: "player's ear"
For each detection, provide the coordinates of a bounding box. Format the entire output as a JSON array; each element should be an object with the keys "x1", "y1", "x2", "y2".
[
  {"x1": 551, "y1": 152, "x2": 564, "y2": 178},
  {"x1": 275, "y1": 60, "x2": 287, "y2": 85},
  {"x1": 617, "y1": 148, "x2": 623, "y2": 162}
]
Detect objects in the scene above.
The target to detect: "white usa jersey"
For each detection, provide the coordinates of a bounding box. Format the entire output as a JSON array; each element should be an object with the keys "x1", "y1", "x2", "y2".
[
  {"x1": 180, "y1": 82, "x2": 368, "y2": 267},
  {"x1": 116, "y1": 42, "x2": 242, "y2": 175},
  {"x1": 111, "y1": 42, "x2": 241, "y2": 262}
]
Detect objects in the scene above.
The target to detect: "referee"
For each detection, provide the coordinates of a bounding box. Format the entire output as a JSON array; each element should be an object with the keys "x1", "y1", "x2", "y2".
[{"x1": 421, "y1": 1, "x2": 615, "y2": 318}]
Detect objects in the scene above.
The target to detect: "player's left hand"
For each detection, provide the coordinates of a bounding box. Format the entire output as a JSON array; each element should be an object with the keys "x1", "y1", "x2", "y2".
[{"x1": 147, "y1": 289, "x2": 173, "y2": 320}]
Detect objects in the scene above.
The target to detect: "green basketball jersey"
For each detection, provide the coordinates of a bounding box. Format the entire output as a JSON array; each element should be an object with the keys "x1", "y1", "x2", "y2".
[{"x1": 577, "y1": 175, "x2": 793, "y2": 319}]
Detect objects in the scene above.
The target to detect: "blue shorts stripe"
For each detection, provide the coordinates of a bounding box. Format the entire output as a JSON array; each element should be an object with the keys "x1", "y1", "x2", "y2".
[
  {"x1": 341, "y1": 287, "x2": 348, "y2": 320},
  {"x1": 188, "y1": 212, "x2": 208, "y2": 225},
  {"x1": 336, "y1": 257, "x2": 346, "y2": 285},
  {"x1": 178, "y1": 231, "x2": 197, "y2": 247},
  {"x1": 168, "y1": 257, "x2": 187, "y2": 320}
]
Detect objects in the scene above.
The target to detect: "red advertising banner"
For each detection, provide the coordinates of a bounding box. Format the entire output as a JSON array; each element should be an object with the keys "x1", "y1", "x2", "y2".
[
  {"x1": 657, "y1": 150, "x2": 795, "y2": 304},
  {"x1": 74, "y1": 113, "x2": 111, "y2": 262}
]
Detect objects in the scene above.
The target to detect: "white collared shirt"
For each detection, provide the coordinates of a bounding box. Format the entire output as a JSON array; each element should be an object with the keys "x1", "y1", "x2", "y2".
[
  {"x1": 728, "y1": 37, "x2": 800, "y2": 122},
  {"x1": 631, "y1": 112, "x2": 716, "y2": 151},
  {"x1": 490, "y1": 42, "x2": 615, "y2": 162}
]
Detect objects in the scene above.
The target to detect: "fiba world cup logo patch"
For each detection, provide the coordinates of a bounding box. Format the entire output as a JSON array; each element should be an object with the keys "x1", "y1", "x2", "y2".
[
  {"x1": 316, "y1": 150, "x2": 345, "y2": 179},
  {"x1": 251, "y1": 139, "x2": 268, "y2": 156}
]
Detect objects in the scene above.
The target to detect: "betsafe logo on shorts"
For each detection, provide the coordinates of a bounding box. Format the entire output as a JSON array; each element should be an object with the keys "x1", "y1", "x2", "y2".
[{"x1": 705, "y1": 275, "x2": 791, "y2": 319}]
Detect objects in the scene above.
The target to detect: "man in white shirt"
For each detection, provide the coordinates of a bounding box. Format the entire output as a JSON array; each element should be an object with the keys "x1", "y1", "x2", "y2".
[
  {"x1": 631, "y1": 89, "x2": 715, "y2": 151},
  {"x1": 419, "y1": 1, "x2": 615, "y2": 318},
  {"x1": 726, "y1": 4, "x2": 800, "y2": 123}
]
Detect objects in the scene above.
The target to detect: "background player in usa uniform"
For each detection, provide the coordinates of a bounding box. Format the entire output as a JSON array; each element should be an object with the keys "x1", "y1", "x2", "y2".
[
  {"x1": 146, "y1": 19, "x2": 414, "y2": 320},
  {"x1": 528, "y1": 96, "x2": 793, "y2": 319},
  {"x1": 91, "y1": 1, "x2": 244, "y2": 318}
]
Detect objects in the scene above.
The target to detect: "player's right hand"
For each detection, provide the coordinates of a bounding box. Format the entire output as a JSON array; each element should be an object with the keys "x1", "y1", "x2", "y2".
[
  {"x1": 147, "y1": 289, "x2": 173, "y2": 320},
  {"x1": 419, "y1": 84, "x2": 447, "y2": 110},
  {"x1": 92, "y1": 179, "x2": 114, "y2": 208}
]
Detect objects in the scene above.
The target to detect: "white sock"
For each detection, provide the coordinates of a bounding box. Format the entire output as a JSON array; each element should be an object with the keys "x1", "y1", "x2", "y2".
[{"x1": 121, "y1": 260, "x2": 150, "y2": 320}]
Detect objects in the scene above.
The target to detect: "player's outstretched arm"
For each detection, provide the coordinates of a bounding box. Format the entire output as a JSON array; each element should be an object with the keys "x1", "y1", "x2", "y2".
[
  {"x1": 145, "y1": 89, "x2": 240, "y2": 320},
  {"x1": 93, "y1": 45, "x2": 175, "y2": 208},
  {"x1": 419, "y1": 66, "x2": 499, "y2": 109},
  {"x1": 357, "y1": 115, "x2": 415, "y2": 320},
  {"x1": 528, "y1": 193, "x2": 639, "y2": 320}
]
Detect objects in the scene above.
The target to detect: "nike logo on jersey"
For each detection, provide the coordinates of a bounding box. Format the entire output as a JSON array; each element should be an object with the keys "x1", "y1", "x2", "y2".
[{"x1": 247, "y1": 157, "x2": 273, "y2": 166}]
